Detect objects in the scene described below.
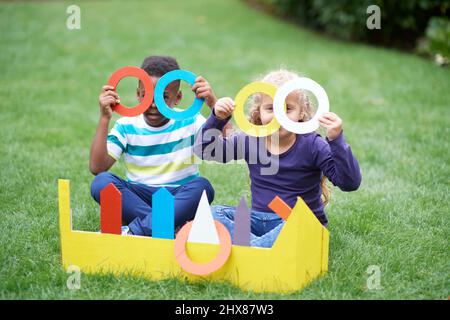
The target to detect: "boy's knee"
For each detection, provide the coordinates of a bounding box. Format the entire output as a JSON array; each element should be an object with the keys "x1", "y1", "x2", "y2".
[
  {"x1": 90, "y1": 172, "x2": 116, "y2": 201},
  {"x1": 192, "y1": 176, "x2": 215, "y2": 203}
]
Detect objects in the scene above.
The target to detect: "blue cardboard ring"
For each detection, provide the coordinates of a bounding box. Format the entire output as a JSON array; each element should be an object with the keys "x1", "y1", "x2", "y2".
[{"x1": 154, "y1": 70, "x2": 204, "y2": 120}]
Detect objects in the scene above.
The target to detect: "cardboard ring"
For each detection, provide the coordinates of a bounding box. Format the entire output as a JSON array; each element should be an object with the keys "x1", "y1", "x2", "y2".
[
  {"x1": 273, "y1": 77, "x2": 329, "y2": 134},
  {"x1": 174, "y1": 220, "x2": 232, "y2": 276},
  {"x1": 154, "y1": 70, "x2": 204, "y2": 120},
  {"x1": 233, "y1": 82, "x2": 281, "y2": 137},
  {"x1": 107, "y1": 66, "x2": 154, "y2": 117}
]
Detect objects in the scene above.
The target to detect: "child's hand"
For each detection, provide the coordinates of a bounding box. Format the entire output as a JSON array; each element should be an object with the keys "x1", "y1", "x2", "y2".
[
  {"x1": 318, "y1": 112, "x2": 343, "y2": 141},
  {"x1": 98, "y1": 85, "x2": 120, "y2": 120},
  {"x1": 192, "y1": 76, "x2": 217, "y2": 109},
  {"x1": 214, "y1": 97, "x2": 235, "y2": 120}
]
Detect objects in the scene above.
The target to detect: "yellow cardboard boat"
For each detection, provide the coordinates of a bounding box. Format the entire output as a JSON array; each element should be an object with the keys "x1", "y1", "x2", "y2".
[{"x1": 58, "y1": 179, "x2": 329, "y2": 293}]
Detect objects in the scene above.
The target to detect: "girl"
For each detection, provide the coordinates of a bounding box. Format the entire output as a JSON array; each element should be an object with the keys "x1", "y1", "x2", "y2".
[{"x1": 194, "y1": 69, "x2": 361, "y2": 247}]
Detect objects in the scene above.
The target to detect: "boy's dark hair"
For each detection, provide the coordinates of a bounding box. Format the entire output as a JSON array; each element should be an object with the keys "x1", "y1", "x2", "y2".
[{"x1": 141, "y1": 55, "x2": 179, "y2": 78}]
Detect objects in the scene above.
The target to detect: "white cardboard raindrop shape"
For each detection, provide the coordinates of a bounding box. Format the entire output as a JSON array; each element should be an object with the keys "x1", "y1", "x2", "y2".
[{"x1": 187, "y1": 190, "x2": 220, "y2": 244}]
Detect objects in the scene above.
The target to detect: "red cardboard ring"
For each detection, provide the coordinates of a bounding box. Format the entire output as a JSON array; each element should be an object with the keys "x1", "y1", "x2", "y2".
[{"x1": 107, "y1": 66, "x2": 154, "y2": 117}]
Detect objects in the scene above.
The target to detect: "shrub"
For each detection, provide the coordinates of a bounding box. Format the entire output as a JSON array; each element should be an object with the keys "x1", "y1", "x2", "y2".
[
  {"x1": 262, "y1": 0, "x2": 449, "y2": 49},
  {"x1": 424, "y1": 17, "x2": 450, "y2": 61}
]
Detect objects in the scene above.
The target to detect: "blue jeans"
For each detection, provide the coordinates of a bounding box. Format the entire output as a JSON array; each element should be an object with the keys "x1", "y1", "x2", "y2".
[
  {"x1": 211, "y1": 205, "x2": 285, "y2": 248},
  {"x1": 90, "y1": 172, "x2": 214, "y2": 236}
]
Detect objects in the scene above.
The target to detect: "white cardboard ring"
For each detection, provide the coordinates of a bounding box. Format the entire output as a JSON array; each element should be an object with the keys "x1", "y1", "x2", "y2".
[{"x1": 273, "y1": 77, "x2": 329, "y2": 134}]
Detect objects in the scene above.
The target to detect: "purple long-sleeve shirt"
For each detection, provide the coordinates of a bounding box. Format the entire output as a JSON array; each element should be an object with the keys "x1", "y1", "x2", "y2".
[{"x1": 194, "y1": 113, "x2": 362, "y2": 225}]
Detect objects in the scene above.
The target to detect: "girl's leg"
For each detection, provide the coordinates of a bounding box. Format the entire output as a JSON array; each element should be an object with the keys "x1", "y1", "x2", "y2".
[
  {"x1": 211, "y1": 205, "x2": 237, "y2": 239},
  {"x1": 249, "y1": 210, "x2": 284, "y2": 248},
  {"x1": 250, "y1": 221, "x2": 286, "y2": 248},
  {"x1": 211, "y1": 206, "x2": 284, "y2": 248},
  {"x1": 262, "y1": 212, "x2": 284, "y2": 234},
  {"x1": 250, "y1": 211, "x2": 283, "y2": 236}
]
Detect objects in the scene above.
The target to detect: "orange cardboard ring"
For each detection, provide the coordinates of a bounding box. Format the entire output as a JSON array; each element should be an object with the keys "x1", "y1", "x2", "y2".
[
  {"x1": 107, "y1": 66, "x2": 154, "y2": 117},
  {"x1": 174, "y1": 221, "x2": 232, "y2": 276}
]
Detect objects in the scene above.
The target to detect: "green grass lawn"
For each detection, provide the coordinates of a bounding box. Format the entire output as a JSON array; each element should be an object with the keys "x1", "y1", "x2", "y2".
[{"x1": 0, "y1": 0, "x2": 448, "y2": 299}]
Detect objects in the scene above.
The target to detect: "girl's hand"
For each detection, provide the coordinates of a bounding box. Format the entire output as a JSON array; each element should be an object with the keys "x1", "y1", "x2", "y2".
[
  {"x1": 192, "y1": 76, "x2": 217, "y2": 109},
  {"x1": 214, "y1": 97, "x2": 235, "y2": 120},
  {"x1": 318, "y1": 112, "x2": 343, "y2": 141},
  {"x1": 99, "y1": 85, "x2": 120, "y2": 120}
]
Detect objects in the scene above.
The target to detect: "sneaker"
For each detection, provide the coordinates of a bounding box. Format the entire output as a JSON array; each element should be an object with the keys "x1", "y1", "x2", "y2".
[{"x1": 121, "y1": 226, "x2": 133, "y2": 236}]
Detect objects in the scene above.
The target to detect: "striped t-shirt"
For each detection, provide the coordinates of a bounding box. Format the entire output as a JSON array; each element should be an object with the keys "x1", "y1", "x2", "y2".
[{"x1": 107, "y1": 113, "x2": 206, "y2": 186}]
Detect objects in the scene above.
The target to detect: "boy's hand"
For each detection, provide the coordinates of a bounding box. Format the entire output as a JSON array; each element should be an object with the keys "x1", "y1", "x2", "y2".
[
  {"x1": 99, "y1": 85, "x2": 120, "y2": 120},
  {"x1": 192, "y1": 76, "x2": 217, "y2": 108},
  {"x1": 214, "y1": 97, "x2": 235, "y2": 120},
  {"x1": 318, "y1": 112, "x2": 343, "y2": 141}
]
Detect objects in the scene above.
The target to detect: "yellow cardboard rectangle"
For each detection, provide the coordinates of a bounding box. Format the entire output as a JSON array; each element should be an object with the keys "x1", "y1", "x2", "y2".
[{"x1": 59, "y1": 179, "x2": 329, "y2": 293}]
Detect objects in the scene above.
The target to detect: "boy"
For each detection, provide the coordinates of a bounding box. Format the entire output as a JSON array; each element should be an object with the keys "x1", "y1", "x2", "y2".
[{"x1": 89, "y1": 55, "x2": 218, "y2": 236}]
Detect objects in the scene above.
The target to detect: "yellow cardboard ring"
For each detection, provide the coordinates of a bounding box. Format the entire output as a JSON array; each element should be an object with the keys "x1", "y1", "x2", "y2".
[{"x1": 233, "y1": 82, "x2": 281, "y2": 137}]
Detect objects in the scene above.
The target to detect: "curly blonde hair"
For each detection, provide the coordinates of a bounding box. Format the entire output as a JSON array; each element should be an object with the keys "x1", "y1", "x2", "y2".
[{"x1": 248, "y1": 69, "x2": 331, "y2": 206}]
